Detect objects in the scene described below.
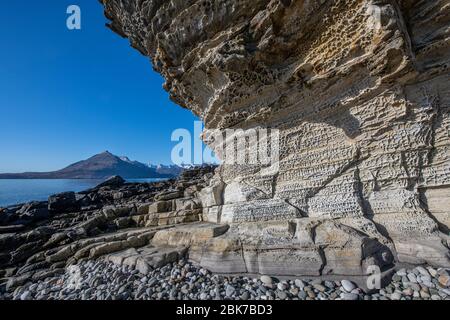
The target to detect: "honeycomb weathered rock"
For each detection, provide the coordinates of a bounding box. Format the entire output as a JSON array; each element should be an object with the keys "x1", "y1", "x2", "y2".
[{"x1": 101, "y1": 0, "x2": 450, "y2": 275}]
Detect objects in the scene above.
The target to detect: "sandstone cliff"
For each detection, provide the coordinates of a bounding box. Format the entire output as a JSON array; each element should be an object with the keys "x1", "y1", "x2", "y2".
[{"x1": 101, "y1": 0, "x2": 450, "y2": 276}]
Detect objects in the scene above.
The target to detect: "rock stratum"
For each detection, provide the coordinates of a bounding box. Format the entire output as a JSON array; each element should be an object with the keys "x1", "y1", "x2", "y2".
[{"x1": 99, "y1": 0, "x2": 450, "y2": 276}]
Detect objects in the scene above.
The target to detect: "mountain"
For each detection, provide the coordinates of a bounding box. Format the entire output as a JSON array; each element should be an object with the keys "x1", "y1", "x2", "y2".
[
  {"x1": 0, "y1": 152, "x2": 178, "y2": 179},
  {"x1": 148, "y1": 164, "x2": 185, "y2": 177}
]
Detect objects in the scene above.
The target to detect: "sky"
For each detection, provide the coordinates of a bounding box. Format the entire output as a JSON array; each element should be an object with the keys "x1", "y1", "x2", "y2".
[{"x1": 0, "y1": 1, "x2": 210, "y2": 173}]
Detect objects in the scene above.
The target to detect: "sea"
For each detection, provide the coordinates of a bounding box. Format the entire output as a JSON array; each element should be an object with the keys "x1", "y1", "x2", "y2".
[{"x1": 0, "y1": 178, "x2": 165, "y2": 208}]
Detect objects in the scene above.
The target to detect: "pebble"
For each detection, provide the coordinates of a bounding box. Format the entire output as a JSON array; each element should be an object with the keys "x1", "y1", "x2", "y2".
[
  {"x1": 416, "y1": 266, "x2": 430, "y2": 277},
  {"x1": 295, "y1": 279, "x2": 305, "y2": 289},
  {"x1": 258, "y1": 285, "x2": 267, "y2": 294},
  {"x1": 396, "y1": 269, "x2": 407, "y2": 276},
  {"x1": 3, "y1": 260, "x2": 449, "y2": 301},
  {"x1": 298, "y1": 291, "x2": 307, "y2": 300},
  {"x1": 341, "y1": 280, "x2": 356, "y2": 292},
  {"x1": 340, "y1": 293, "x2": 359, "y2": 300},
  {"x1": 392, "y1": 275, "x2": 401, "y2": 282},
  {"x1": 428, "y1": 267, "x2": 437, "y2": 277},
  {"x1": 324, "y1": 281, "x2": 335, "y2": 289},
  {"x1": 390, "y1": 292, "x2": 402, "y2": 300},
  {"x1": 313, "y1": 284, "x2": 326, "y2": 292},
  {"x1": 409, "y1": 283, "x2": 421, "y2": 291},
  {"x1": 148, "y1": 278, "x2": 157, "y2": 287},
  {"x1": 277, "y1": 282, "x2": 287, "y2": 291},
  {"x1": 225, "y1": 285, "x2": 236, "y2": 297},
  {"x1": 289, "y1": 287, "x2": 299, "y2": 295},
  {"x1": 240, "y1": 291, "x2": 249, "y2": 300},
  {"x1": 20, "y1": 291, "x2": 31, "y2": 301},
  {"x1": 421, "y1": 280, "x2": 434, "y2": 288},
  {"x1": 277, "y1": 291, "x2": 287, "y2": 300},
  {"x1": 407, "y1": 273, "x2": 418, "y2": 283},
  {"x1": 402, "y1": 288, "x2": 413, "y2": 296},
  {"x1": 420, "y1": 290, "x2": 431, "y2": 299},
  {"x1": 438, "y1": 274, "x2": 450, "y2": 287},
  {"x1": 260, "y1": 276, "x2": 272, "y2": 286}
]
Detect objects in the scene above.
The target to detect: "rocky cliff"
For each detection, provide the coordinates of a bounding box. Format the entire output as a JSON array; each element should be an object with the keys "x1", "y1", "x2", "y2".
[{"x1": 101, "y1": 0, "x2": 450, "y2": 276}]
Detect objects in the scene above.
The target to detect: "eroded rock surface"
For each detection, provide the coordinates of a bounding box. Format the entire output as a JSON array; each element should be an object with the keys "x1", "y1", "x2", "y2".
[{"x1": 101, "y1": 0, "x2": 450, "y2": 275}]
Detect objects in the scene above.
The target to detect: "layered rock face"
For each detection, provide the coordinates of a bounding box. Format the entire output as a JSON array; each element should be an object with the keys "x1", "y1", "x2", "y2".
[{"x1": 101, "y1": 0, "x2": 450, "y2": 275}]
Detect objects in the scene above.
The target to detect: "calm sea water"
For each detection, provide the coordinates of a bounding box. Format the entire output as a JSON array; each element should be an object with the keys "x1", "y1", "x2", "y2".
[{"x1": 0, "y1": 178, "x2": 164, "y2": 207}]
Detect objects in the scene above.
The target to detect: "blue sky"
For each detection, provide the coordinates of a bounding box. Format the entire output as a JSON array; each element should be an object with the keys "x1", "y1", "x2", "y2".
[{"x1": 0, "y1": 1, "x2": 207, "y2": 173}]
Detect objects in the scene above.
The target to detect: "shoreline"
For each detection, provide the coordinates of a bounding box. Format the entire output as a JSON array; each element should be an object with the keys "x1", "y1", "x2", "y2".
[
  {"x1": 0, "y1": 177, "x2": 172, "y2": 209},
  {"x1": 2, "y1": 259, "x2": 449, "y2": 301},
  {"x1": 0, "y1": 168, "x2": 448, "y2": 300}
]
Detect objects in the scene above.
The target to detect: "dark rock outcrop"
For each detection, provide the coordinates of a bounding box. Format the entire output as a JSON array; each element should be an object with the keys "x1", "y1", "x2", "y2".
[
  {"x1": 48, "y1": 192, "x2": 79, "y2": 214},
  {"x1": 95, "y1": 176, "x2": 125, "y2": 189},
  {"x1": 0, "y1": 166, "x2": 219, "y2": 292}
]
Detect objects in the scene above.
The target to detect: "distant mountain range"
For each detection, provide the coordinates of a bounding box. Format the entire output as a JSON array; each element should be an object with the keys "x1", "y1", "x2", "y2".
[{"x1": 0, "y1": 151, "x2": 184, "y2": 179}]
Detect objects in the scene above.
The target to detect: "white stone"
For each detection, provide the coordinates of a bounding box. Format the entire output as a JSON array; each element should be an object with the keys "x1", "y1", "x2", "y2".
[
  {"x1": 277, "y1": 282, "x2": 287, "y2": 291},
  {"x1": 260, "y1": 276, "x2": 272, "y2": 286},
  {"x1": 341, "y1": 280, "x2": 356, "y2": 292},
  {"x1": 416, "y1": 266, "x2": 430, "y2": 277}
]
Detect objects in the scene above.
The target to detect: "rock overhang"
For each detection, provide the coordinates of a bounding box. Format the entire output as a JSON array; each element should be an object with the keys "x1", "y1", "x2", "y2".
[{"x1": 101, "y1": 0, "x2": 450, "y2": 275}]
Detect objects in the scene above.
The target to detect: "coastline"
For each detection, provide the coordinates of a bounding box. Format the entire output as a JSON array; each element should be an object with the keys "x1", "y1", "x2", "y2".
[
  {"x1": 0, "y1": 167, "x2": 448, "y2": 300},
  {"x1": 0, "y1": 178, "x2": 168, "y2": 209}
]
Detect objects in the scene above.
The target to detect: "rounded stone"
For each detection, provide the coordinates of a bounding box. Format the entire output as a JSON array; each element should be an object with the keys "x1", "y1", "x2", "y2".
[
  {"x1": 402, "y1": 288, "x2": 413, "y2": 296},
  {"x1": 392, "y1": 275, "x2": 401, "y2": 282},
  {"x1": 260, "y1": 276, "x2": 272, "y2": 286},
  {"x1": 20, "y1": 291, "x2": 31, "y2": 301},
  {"x1": 390, "y1": 292, "x2": 402, "y2": 300},
  {"x1": 294, "y1": 279, "x2": 305, "y2": 289},
  {"x1": 225, "y1": 285, "x2": 236, "y2": 297},
  {"x1": 438, "y1": 274, "x2": 450, "y2": 287},
  {"x1": 396, "y1": 269, "x2": 407, "y2": 276},
  {"x1": 407, "y1": 273, "x2": 418, "y2": 283},
  {"x1": 340, "y1": 293, "x2": 359, "y2": 300},
  {"x1": 416, "y1": 266, "x2": 430, "y2": 277},
  {"x1": 277, "y1": 291, "x2": 287, "y2": 300},
  {"x1": 240, "y1": 291, "x2": 250, "y2": 300},
  {"x1": 427, "y1": 267, "x2": 438, "y2": 277},
  {"x1": 277, "y1": 282, "x2": 287, "y2": 291},
  {"x1": 289, "y1": 287, "x2": 299, "y2": 295},
  {"x1": 313, "y1": 284, "x2": 326, "y2": 292},
  {"x1": 297, "y1": 291, "x2": 307, "y2": 300},
  {"x1": 341, "y1": 280, "x2": 356, "y2": 293}
]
